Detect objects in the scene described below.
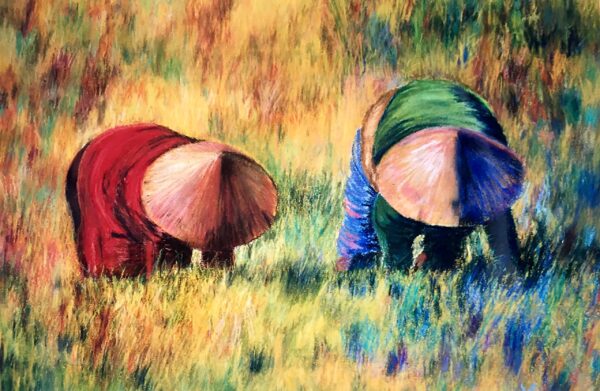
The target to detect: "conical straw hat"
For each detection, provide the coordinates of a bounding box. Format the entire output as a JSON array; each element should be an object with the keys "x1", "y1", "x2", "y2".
[
  {"x1": 374, "y1": 127, "x2": 524, "y2": 227},
  {"x1": 142, "y1": 141, "x2": 277, "y2": 249}
]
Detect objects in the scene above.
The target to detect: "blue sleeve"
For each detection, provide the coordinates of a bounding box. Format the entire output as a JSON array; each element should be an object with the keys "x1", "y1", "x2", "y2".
[{"x1": 337, "y1": 129, "x2": 381, "y2": 259}]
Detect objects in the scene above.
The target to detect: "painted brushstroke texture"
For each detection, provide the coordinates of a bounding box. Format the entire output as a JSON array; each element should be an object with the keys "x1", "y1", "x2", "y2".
[
  {"x1": 372, "y1": 80, "x2": 507, "y2": 165},
  {"x1": 336, "y1": 130, "x2": 380, "y2": 263},
  {"x1": 1, "y1": 1, "x2": 599, "y2": 389},
  {"x1": 456, "y1": 129, "x2": 525, "y2": 225},
  {"x1": 66, "y1": 124, "x2": 194, "y2": 277},
  {"x1": 68, "y1": 125, "x2": 277, "y2": 276},
  {"x1": 360, "y1": 90, "x2": 397, "y2": 185},
  {"x1": 376, "y1": 127, "x2": 460, "y2": 227},
  {"x1": 142, "y1": 142, "x2": 277, "y2": 250},
  {"x1": 375, "y1": 127, "x2": 524, "y2": 227}
]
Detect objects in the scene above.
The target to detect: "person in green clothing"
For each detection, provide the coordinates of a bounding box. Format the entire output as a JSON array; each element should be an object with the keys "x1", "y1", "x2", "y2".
[{"x1": 337, "y1": 80, "x2": 525, "y2": 274}]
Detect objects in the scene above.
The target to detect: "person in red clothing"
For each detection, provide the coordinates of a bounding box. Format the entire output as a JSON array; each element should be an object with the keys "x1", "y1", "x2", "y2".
[{"x1": 66, "y1": 124, "x2": 277, "y2": 278}]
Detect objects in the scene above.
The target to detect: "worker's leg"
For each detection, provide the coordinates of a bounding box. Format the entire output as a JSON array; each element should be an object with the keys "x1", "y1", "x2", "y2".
[
  {"x1": 421, "y1": 225, "x2": 473, "y2": 271},
  {"x1": 202, "y1": 250, "x2": 235, "y2": 268},
  {"x1": 483, "y1": 210, "x2": 520, "y2": 276},
  {"x1": 156, "y1": 238, "x2": 193, "y2": 269},
  {"x1": 372, "y1": 196, "x2": 423, "y2": 272}
]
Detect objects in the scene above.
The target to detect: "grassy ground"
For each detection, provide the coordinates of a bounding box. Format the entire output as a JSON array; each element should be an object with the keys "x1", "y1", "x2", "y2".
[{"x1": 1, "y1": 0, "x2": 599, "y2": 389}]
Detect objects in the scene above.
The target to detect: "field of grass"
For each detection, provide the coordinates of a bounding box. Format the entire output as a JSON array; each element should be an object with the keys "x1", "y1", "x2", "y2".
[{"x1": 1, "y1": 0, "x2": 599, "y2": 389}]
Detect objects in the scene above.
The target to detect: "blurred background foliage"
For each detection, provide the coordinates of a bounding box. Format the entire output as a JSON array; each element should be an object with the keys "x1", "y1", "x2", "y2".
[{"x1": 0, "y1": 0, "x2": 599, "y2": 389}]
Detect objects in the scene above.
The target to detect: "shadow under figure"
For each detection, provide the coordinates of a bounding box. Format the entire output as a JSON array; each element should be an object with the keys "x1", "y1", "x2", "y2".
[
  {"x1": 66, "y1": 124, "x2": 277, "y2": 278},
  {"x1": 337, "y1": 80, "x2": 525, "y2": 275}
]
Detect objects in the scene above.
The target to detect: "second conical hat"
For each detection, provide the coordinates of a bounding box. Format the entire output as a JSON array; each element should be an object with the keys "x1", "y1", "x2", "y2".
[
  {"x1": 374, "y1": 127, "x2": 524, "y2": 227},
  {"x1": 141, "y1": 141, "x2": 277, "y2": 250}
]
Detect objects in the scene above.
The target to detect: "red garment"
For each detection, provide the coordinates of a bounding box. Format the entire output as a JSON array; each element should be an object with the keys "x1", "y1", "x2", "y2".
[{"x1": 66, "y1": 124, "x2": 195, "y2": 277}]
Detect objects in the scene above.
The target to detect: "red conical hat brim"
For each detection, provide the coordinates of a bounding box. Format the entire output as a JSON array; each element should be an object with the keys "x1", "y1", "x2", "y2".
[
  {"x1": 142, "y1": 142, "x2": 277, "y2": 249},
  {"x1": 374, "y1": 127, "x2": 524, "y2": 227}
]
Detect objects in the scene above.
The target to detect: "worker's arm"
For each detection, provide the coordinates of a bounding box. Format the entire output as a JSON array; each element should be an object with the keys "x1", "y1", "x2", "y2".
[{"x1": 336, "y1": 130, "x2": 381, "y2": 271}]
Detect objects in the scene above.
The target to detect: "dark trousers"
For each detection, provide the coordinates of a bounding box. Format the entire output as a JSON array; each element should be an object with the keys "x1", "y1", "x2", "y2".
[{"x1": 372, "y1": 196, "x2": 474, "y2": 271}]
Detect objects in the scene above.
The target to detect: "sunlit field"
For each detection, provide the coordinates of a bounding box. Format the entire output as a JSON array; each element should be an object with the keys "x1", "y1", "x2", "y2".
[{"x1": 1, "y1": 1, "x2": 599, "y2": 389}]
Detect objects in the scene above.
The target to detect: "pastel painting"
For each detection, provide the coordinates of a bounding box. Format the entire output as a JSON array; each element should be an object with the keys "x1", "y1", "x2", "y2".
[{"x1": 1, "y1": 1, "x2": 599, "y2": 390}]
